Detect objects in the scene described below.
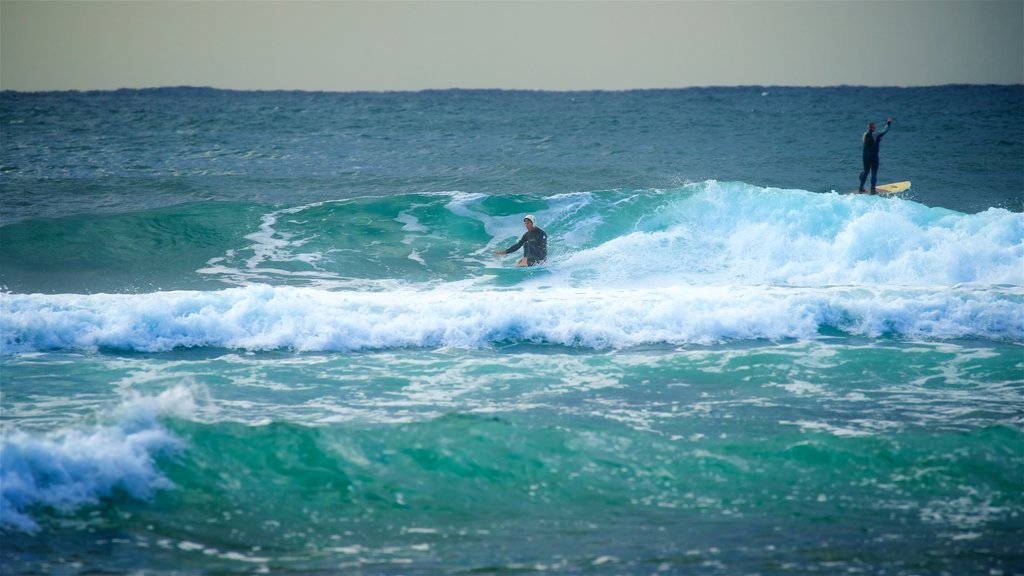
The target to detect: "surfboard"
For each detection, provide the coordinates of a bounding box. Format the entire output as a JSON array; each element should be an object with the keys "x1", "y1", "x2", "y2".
[
  {"x1": 846, "y1": 181, "x2": 912, "y2": 195},
  {"x1": 483, "y1": 266, "x2": 548, "y2": 275}
]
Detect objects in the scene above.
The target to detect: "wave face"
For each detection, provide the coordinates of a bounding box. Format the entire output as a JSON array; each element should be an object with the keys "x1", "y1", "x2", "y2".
[{"x1": 3, "y1": 183, "x2": 1022, "y2": 352}]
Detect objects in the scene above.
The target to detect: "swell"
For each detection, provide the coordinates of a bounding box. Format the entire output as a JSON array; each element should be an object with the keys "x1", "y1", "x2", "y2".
[
  {"x1": 0, "y1": 201, "x2": 268, "y2": 294},
  {"x1": 5, "y1": 397, "x2": 1021, "y2": 543}
]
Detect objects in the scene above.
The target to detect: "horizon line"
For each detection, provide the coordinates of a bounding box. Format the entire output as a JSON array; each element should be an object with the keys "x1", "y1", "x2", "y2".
[{"x1": 4, "y1": 82, "x2": 1023, "y2": 95}]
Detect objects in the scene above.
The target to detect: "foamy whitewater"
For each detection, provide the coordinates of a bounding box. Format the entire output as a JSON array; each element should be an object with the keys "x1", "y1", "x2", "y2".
[{"x1": 2, "y1": 86, "x2": 1022, "y2": 575}]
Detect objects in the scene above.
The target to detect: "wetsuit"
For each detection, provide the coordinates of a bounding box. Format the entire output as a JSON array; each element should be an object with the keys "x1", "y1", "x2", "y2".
[
  {"x1": 859, "y1": 121, "x2": 890, "y2": 193},
  {"x1": 505, "y1": 227, "x2": 547, "y2": 265}
]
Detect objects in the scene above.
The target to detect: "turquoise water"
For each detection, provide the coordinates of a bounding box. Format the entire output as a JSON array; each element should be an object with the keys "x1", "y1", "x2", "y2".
[{"x1": 1, "y1": 87, "x2": 1022, "y2": 574}]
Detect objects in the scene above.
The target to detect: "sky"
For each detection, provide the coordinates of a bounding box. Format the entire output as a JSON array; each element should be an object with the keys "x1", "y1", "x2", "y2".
[{"x1": 2, "y1": 0, "x2": 1022, "y2": 92}]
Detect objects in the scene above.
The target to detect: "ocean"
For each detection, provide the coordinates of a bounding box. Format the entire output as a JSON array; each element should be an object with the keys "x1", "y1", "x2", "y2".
[{"x1": 1, "y1": 85, "x2": 1022, "y2": 575}]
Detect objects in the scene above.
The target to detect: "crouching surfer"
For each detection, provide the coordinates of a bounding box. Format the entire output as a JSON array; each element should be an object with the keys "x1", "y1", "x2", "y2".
[{"x1": 494, "y1": 214, "x2": 547, "y2": 267}]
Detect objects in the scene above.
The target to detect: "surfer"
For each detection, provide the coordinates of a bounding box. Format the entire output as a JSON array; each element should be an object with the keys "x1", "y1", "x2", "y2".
[
  {"x1": 859, "y1": 117, "x2": 892, "y2": 194},
  {"x1": 494, "y1": 214, "x2": 547, "y2": 267}
]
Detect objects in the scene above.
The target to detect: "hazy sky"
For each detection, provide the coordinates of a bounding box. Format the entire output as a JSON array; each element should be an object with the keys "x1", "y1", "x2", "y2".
[{"x1": 2, "y1": 1, "x2": 1022, "y2": 91}]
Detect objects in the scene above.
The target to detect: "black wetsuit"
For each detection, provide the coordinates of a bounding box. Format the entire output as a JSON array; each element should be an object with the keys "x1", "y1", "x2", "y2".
[
  {"x1": 859, "y1": 121, "x2": 890, "y2": 193},
  {"x1": 505, "y1": 227, "x2": 547, "y2": 265}
]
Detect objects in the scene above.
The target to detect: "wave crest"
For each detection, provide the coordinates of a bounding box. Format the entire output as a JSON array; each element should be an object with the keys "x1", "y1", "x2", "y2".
[{"x1": 0, "y1": 387, "x2": 193, "y2": 531}]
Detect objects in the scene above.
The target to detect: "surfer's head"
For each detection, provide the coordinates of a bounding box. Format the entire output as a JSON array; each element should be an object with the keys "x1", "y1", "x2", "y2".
[
  {"x1": 524, "y1": 215, "x2": 536, "y2": 229},
  {"x1": 867, "y1": 121, "x2": 876, "y2": 132}
]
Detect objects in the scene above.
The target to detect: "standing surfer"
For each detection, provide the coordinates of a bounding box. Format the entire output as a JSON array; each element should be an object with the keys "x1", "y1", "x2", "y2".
[
  {"x1": 494, "y1": 214, "x2": 547, "y2": 267},
  {"x1": 859, "y1": 117, "x2": 892, "y2": 194}
]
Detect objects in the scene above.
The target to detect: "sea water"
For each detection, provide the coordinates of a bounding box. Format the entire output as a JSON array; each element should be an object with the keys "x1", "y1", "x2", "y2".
[{"x1": 1, "y1": 86, "x2": 1022, "y2": 575}]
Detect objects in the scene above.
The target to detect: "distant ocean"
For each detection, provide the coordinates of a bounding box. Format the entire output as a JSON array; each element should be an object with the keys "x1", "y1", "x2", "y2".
[{"x1": 2, "y1": 86, "x2": 1022, "y2": 575}]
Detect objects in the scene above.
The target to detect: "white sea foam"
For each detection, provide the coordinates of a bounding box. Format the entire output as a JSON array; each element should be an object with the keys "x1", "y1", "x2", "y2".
[
  {"x1": 2, "y1": 283, "x2": 1020, "y2": 354},
  {"x1": 0, "y1": 386, "x2": 194, "y2": 531},
  {"x1": 556, "y1": 184, "x2": 1024, "y2": 288}
]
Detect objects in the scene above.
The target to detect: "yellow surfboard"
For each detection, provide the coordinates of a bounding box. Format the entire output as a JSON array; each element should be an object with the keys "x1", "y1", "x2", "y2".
[{"x1": 848, "y1": 181, "x2": 911, "y2": 195}]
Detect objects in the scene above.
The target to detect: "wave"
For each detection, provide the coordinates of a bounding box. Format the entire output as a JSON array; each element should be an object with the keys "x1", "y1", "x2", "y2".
[
  {"x1": 7, "y1": 392, "x2": 1021, "y2": 538},
  {"x1": 2, "y1": 182, "x2": 1021, "y2": 351},
  {"x1": 2, "y1": 282, "x2": 1021, "y2": 353},
  {"x1": 0, "y1": 387, "x2": 192, "y2": 531},
  {"x1": 199, "y1": 182, "x2": 1023, "y2": 288},
  {"x1": 3, "y1": 182, "x2": 1022, "y2": 294}
]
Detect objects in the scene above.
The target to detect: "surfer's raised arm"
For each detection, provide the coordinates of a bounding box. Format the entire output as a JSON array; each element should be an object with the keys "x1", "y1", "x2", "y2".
[{"x1": 876, "y1": 117, "x2": 892, "y2": 139}]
